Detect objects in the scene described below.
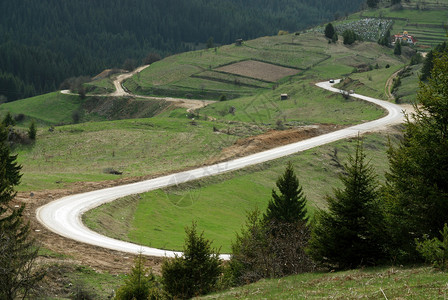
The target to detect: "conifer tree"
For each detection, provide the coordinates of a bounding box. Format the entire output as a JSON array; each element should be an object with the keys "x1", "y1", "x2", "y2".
[
  {"x1": 0, "y1": 125, "x2": 44, "y2": 299},
  {"x1": 162, "y1": 222, "x2": 221, "y2": 299},
  {"x1": 383, "y1": 53, "x2": 448, "y2": 259},
  {"x1": 324, "y1": 23, "x2": 335, "y2": 39},
  {"x1": 28, "y1": 121, "x2": 36, "y2": 141},
  {"x1": 308, "y1": 138, "x2": 385, "y2": 269},
  {"x1": 263, "y1": 162, "x2": 308, "y2": 224},
  {"x1": 2, "y1": 112, "x2": 15, "y2": 128}
]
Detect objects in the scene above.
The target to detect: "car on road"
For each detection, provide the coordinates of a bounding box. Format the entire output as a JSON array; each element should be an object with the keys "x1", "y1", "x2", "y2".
[{"x1": 329, "y1": 79, "x2": 335, "y2": 83}]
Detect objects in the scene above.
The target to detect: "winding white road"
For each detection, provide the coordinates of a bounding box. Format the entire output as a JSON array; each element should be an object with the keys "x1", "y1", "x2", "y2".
[{"x1": 36, "y1": 80, "x2": 406, "y2": 260}]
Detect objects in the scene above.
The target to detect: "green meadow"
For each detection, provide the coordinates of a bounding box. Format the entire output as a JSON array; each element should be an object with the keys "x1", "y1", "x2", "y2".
[
  {"x1": 200, "y1": 265, "x2": 448, "y2": 299},
  {"x1": 84, "y1": 131, "x2": 398, "y2": 253}
]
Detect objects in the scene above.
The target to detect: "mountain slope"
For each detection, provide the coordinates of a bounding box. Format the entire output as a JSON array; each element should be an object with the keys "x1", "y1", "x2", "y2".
[{"x1": 0, "y1": 0, "x2": 364, "y2": 100}]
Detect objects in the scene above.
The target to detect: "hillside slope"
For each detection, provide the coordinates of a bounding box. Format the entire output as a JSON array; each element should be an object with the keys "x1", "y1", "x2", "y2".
[{"x1": 0, "y1": 0, "x2": 364, "y2": 100}]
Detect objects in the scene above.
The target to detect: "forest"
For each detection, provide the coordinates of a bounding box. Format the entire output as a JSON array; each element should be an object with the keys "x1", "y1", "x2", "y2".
[{"x1": 0, "y1": 0, "x2": 364, "y2": 101}]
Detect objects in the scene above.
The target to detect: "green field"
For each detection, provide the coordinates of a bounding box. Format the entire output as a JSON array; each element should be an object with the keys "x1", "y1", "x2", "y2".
[
  {"x1": 123, "y1": 32, "x2": 406, "y2": 101},
  {"x1": 84, "y1": 131, "x2": 398, "y2": 253},
  {"x1": 7, "y1": 66, "x2": 387, "y2": 191},
  {"x1": 0, "y1": 92, "x2": 82, "y2": 126},
  {"x1": 199, "y1": 265, "x2": 448, "y2": 299}
]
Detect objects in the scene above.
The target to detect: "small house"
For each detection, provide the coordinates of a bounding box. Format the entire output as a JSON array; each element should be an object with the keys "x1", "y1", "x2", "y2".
[
  {"x1": 393, "y1": 31, "x2": 417, "y2": 45},
  {"x1": 280, "y1": 94, "x2": 288, "y2": 100},
  {"x1": 235, "y1": 39, "x2": 243, "y2": 46}
]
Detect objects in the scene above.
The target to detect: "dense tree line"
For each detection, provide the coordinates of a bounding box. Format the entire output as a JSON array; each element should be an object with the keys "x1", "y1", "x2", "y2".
[{"x1": 0, "y1": 0, "x2": 364, "y2": 101}]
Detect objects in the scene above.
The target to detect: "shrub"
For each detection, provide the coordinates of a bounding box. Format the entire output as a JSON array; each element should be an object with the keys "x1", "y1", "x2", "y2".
[
  {"x1": 115, "y1": 254, "x2": 158, "y2": 300},
  {"x1": 228, "y1": 209, "x2": 314, "y2": 286},
  {"x1": 416, "y1": 224, "x2": 448, "y2": 270}
]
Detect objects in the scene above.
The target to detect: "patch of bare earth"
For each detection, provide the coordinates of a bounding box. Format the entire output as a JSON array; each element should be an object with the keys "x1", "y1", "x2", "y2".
[
  {"x1": 208, "y1": 124, "x2": 345, "y2": 164},
  {"x1": 216, "y1": 60, "x2": 300, "y2": 82}
]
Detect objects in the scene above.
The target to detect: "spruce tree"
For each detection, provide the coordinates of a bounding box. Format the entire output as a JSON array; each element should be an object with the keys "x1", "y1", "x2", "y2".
[
  {"x1": 263, "y1": 162, "x2": 308, "y2": 224},
  {"x1": 383, "y1": 53, "x2": 448, "y2": 259},
  {"x1": 162, "y1": 222, "x2": 222, "y2": 299},
  {"x1": 308, "y1": 138, "x2": 385, "y2": 269},
  {"x1": 0, "y1": 125, "x2": 44, "y2": 299}
]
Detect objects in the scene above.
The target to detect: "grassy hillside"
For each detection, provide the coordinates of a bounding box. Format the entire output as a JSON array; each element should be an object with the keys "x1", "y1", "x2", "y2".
[
  {"x1": 81, "y1": 0, "x2": 448, "y2": 257},
  {"x1": 0, "y1": 92, "x2": 82, "y2": 126},
  {"x1": 199, "y1": 265, "x2": 448, "y2": 299},
  {"x1": 124, "y1": 32, "x2": 406, "y2": 101},
  {"x1": 5, "y1": 32, "x2": 404, "y2": 191},
  {"x1": 84, "y1": 130, "x2": 399, "y2": 253}
]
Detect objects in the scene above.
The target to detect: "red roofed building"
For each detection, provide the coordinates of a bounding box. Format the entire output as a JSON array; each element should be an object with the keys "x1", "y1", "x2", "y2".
[{"x1": 393, "y1": 31, "x2": 417, "y2": 45}]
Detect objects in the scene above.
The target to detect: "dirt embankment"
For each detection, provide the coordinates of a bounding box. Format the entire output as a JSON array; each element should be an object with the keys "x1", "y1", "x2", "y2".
[{"x1": 208, "y1": 124, "x2": 345, "y2": 163}]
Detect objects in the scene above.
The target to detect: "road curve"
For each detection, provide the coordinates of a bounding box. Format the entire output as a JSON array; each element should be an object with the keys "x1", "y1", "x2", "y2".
[{"x1": 36, "y1": 80, "x2": 405, "y2": 260}]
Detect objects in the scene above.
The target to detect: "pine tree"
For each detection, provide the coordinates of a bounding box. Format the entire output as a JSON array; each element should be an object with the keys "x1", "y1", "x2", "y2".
[
  {"x1": 308, "y1": 138, "x2": 385, "y2": 269},
  {"x1": 0, "y1": 125, "x2": 44, "y2": 299},
  {"x1": 383, "y1": 53, "x2": 448, "y2": 259},
  {"x1": 263, "y1": 162, "x2": 308, "y2": 224},
  {"x1": 162, "y1": 222, "x2": 222, "y2": 299}
]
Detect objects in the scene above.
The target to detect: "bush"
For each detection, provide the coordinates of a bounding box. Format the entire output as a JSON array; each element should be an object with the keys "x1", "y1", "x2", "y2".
[
  {"x1": 115, "y1": 254, "x2": 159, "y2": 300},
  {"x1": 416, "y1": 224, "x2": 448, "y2": 270},
  {"x1": 161, "y1": 222, "x2": 222, "y2": 299},
  {"x1": 143, "y1": 52, "x2": 161, "y2": 65},
  {"x1": 228, "y1": 209, "x2": 314, "y2": 286}
]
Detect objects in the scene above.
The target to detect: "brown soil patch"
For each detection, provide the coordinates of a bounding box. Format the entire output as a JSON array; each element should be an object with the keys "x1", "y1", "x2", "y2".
[
  {"x1": 208, "y1": 124, "x2": 345, "y2": 164},
  {"x1": 216, "y1": 60, "x2": 300, "y2": 82}
]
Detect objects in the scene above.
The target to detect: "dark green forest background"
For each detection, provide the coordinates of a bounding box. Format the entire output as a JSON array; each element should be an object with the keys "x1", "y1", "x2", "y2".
[{"x1": 0, "y1": 0, "x2": 364, "y2": 101}]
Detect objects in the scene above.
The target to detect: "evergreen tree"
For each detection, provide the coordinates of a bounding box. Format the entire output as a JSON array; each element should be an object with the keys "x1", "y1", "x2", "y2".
[
  {"x1": 28, "y1": 121, "x2": 36, "y2": 141},
  {"x1": 0, "y1": 125, "x2": 44, "y2": 299},
  {"x1": 378, "y1": 29, "x2": 390, "y2": 46},
  {"x1": 263, "y1": 162, "x2": 308, "y2": 224},
  {"x1": 162, "y1": 222, "x2": 222, "y2": 299},
  {"x1": 308, "y1": 138, "x2": 385, "y2": 269},
  {"x1": 367, "y1": 0, "x2": 380, "y2": 8},
  {"x1": 394, "y1": 41, "x2": 402, "y2": 55},
  {"x1": 342, "y1": 29, "x2": 358, "y2": 45},
  {"x1": 420, "y1": 42, "x2": 448, "y2": 81},
  {"x1": 2, "y1": 112, "x2": 15, "y2": 128},
  {"x1": 324, "y1": 23, "x2": 335, "y2": 39},
  {"x1": 383, "y1": 53, "x2": 448, "y2": 260},
  {"x1": 332, "y1": 32, "x2": 339, "y2": 43},
  {"x1": 115, "y1": 254, "x2": 158, "y2": 300}
]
